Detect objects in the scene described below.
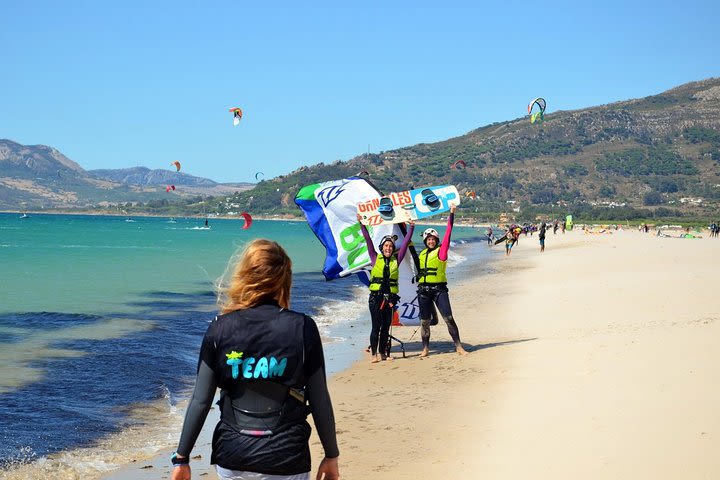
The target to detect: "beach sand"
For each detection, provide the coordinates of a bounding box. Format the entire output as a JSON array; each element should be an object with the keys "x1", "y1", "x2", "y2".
[{"x1": 105, "y1": 229, "x2": 720, "y2": 479}]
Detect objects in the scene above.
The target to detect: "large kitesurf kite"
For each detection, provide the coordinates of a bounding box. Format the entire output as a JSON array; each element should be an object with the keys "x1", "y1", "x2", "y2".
[
  {"x1": 528, "y1": 97, "x2": 546, "y2": 124},
  {"x1": 295, "y1": 177, "x2": 422, "y2": 325}
]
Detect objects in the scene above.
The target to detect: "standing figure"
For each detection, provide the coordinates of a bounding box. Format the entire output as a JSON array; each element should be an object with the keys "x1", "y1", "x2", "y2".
[
  {"x1": 170, "y1": 239, "x2": 340, "y2": 480},
  {"x1": 539, "y1": 222, "x2": 547, "y2": 253},
  {"x1": 359, "y1": 217, "x2": 415, "y2": 363},
  {"x1": 416, "y1": 205, "x2": 467, "y2": 357}
]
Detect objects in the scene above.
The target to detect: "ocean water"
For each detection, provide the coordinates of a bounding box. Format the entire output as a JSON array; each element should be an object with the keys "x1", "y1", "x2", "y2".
[{"x1": 0, "y1": 212, "x2": 491, "y2": 477}]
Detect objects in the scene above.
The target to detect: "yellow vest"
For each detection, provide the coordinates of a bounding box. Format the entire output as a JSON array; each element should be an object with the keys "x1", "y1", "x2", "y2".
[
  {"x1": 368, "y1": 255, "x2": 399, "y2": 293},
  {"x1": 417, "y1": 247, "x2": 447, "y2": 284}
]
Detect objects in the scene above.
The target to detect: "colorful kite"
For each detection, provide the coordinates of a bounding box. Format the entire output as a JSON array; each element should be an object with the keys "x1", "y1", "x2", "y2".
[
  {"x1": 170, "y1": 161, "x2": 181, "y2": 172},
  {"x1": 295, "y1": 176, "x2": 421, "y2": 325},
  {"x1": 240, "y1": 211, "x2": 252, "y2": 229},
  {"x1": 528, "y1": 97, "x2": 546, "y2": 124},
  {"x1": 229, "y1": 107, "x2": 243, "y2": 126}
]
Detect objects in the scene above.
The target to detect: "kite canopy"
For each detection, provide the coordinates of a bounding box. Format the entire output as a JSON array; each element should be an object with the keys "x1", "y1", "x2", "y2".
[
  {"x1": 452, "y1": 160, "x2": 467, "y2": 169},
  {"x1": 527, "y1": 97, "x2": 546, "y2": 115},
  {"x1": 166, "y1": 185, "x2": 176, "y2": 192},
  {"x1": 171, "y1": 161, "x2": 181, "y2": 172},
  {"x1": 254, "y1": 171, "x2": 264, "y2": 181},
  {"x1": 465, "y1": 190, "x2": 476, "y2": 200},
  {"x1": 240, "y1": 211, "x2": 252, "y2": 229},
  {"x1": 229, "y1": 107, "x2": 243, "y2": 126},
  {"x1": 528, "y1": 97, "x2": 546, "y2": 123}
]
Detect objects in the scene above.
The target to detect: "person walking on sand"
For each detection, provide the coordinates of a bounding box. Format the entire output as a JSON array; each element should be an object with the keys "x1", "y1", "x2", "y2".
[
  {"x1": 505, "y1": 228, "x2": 517, "y2": 256},
  {"x1": 539, "y1": 222, "x2": 547, "y2": 253},
  {"x1": 416, "y1": 205, "x2": 467, "y2": 357},
  {"x1": 359, "y1": 216, "x2": 415, "y2": 363},
  {"x1": 170, "y1": 239, "x2": 339, "y2": 480}
]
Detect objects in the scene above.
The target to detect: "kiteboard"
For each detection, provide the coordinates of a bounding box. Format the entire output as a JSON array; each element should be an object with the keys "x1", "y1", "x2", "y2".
[{"x1": 357, "y1": 185, "x2": 460, "y2": 226}]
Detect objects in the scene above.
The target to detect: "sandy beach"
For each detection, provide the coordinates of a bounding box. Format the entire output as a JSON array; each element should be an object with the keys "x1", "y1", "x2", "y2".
[{"x1": 104, "y1": 228, "x2": 720, "y2": 479}]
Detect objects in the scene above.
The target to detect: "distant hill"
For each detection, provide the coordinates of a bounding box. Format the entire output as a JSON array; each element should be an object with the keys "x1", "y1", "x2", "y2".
[
  {"x1": 0, "y1": 139, "x2": 253, "y2": 209},
  {"x1": 234, "y1": 78, "x2": 720, "y2": 220},
  {"x1": 4, "y1": 79, "x2": 720, "y2": 220}
]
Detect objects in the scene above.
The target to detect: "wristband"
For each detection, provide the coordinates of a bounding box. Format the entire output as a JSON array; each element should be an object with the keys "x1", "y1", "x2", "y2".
[{"x1": 171, "y1": 452, "x2": 189, "y2": 466}]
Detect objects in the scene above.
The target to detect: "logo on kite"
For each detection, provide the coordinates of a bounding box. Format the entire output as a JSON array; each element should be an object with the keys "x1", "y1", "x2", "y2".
[
  {"x1": 171, "y1": 161, "x2": 181, "y2": 172},
  {"x1": 528, "y1": 98, "x2": 546, "y2": 124},
  {"x1": 166, "y1": 185, "x2": 176, "y2": 192},
  {"x1": 240, "y1": 211, "x2": 252, "y2": 230},
  {"x1": 229, "y1": 108, "x2": 243, "y2": 126}
]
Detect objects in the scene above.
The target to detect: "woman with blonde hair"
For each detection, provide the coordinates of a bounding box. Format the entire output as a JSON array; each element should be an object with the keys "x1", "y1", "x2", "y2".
[{"x1": 171, "y1": 239, "x2": 340, "y2": 480}]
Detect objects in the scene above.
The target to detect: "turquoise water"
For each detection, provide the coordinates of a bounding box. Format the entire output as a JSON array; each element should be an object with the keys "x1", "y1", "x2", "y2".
[
  {"x1": 0, "y1": 212, "x2": 487, "y2": 476},
  {"x1": 0, "y1": 214, "x2": 326, "y2": 316}
]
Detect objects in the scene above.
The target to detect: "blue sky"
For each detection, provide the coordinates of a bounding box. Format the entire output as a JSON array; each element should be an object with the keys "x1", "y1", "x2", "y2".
[{"x1": 1, "y1": 0, "x2": 718, "y2": 183}]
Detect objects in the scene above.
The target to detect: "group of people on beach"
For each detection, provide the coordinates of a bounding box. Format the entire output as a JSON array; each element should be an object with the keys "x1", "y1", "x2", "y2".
[
  {"x1": 358, "y1": 204, "x2": 467, "y2": 364},
  {"x1": 170, "y1": 205, "x2": 471, "y2": 480}
]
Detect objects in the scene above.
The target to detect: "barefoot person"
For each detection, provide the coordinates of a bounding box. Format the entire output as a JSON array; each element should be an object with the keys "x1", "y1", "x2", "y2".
[
  {"x1": 416, "y1": 205, "x2": 467, "y2": 357},
  {"x1": 359, "y1": 215, "x2": 415, "y2": 363},
  {"x1": 171, "y1": 239, "x2": 339, "y2": 480}
]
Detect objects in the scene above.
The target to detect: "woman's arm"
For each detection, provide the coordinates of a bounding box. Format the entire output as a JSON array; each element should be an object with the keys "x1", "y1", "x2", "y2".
[
  {"x1": 358, "y1": 217, "x2": 377, "y2": 264},
  {"x1": 304, "y1": 316, "x2": 340, "y2": 459},
  {"x1": 396, "y1": 223, "x2": 415, "y2": 264},
  {"x1": 176, "y1": 328, "x2": 218, "y2": 457},
  {"x1": 438, "y1": 207, "x2": 455, "y2": 262}
]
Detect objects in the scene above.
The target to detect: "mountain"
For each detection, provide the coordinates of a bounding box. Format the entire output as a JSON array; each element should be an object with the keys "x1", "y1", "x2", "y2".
[
  {"x1": 235, "y1": 78, "x2": 720, "y2": 220},
  {"x1": 0, "y1": 139, "x2": 253, "y2": 209},
  {"x1": 4, "y1": 79, "x2": 720, "y2": 219}
]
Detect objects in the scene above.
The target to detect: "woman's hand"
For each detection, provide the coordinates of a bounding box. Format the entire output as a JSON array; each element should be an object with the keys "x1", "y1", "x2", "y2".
[
  {"x1": 316, "y1": 456, "x2": 340, "y2": 480},
  {"x1": 450, "y1": 204, "x2": 457, "y2": 214},
  {"x1": 171, "y1": 464, "x2": 191, "y2": 480}
]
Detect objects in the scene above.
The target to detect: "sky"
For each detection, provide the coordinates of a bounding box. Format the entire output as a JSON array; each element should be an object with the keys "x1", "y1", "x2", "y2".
[{"x1": 1, "y1": 0, "x2": 718, "y2": 183}]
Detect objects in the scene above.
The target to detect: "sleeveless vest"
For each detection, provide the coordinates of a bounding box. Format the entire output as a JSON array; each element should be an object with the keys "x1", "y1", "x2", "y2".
[
  {"x1": 211, "y1": 305, "x2": 308, "y2": 436},
  {"x1": 368, "y1": 255, "x2": 399, "y2": 293},
  {"x1": 417, "y1": 247, "x2": 447, "y2": 284}
]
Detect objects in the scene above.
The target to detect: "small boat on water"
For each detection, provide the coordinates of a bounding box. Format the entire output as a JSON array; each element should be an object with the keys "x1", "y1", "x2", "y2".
[{"x1": 20, "y1": 213, "x2": 29, "y2": 219}]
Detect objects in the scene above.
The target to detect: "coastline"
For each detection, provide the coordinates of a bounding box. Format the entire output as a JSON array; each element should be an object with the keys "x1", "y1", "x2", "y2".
[
  {"x1": 314, "y1": 229, "x2": 720, "y2": 478},
  {"x1": 99, "y1": 240, "x2": 492, "y2": 480},
  {"x1": 8, "y1": 229, "x2": 719, "y2": 479}
]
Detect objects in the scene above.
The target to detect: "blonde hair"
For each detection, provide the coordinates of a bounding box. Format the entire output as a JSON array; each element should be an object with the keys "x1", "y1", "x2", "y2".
[{"x1": 219, "y1": 239, "x2": 292, "y2": 313}]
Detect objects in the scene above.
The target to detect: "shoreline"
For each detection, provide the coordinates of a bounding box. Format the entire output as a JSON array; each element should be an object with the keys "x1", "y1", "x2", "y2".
[{"x1": 99, "y1": 240, "x2": 494, "y2": 480}]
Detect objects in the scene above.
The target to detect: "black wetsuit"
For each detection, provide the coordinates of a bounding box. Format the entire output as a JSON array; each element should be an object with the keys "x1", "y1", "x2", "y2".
[{"x1": 176, "y1": 303, "x2": 339, "y2": 475}]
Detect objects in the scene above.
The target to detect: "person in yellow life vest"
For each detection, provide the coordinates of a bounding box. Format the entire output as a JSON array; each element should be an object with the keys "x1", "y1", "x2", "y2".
[
  {"x1": 358, "y1": 215, "x2": 415, "y2": 363},
  {"x1": 416, "y1": 205, "x2": 467, "y2": 357}
]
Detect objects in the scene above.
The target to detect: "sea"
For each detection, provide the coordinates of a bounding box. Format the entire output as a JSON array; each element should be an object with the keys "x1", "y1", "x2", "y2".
[{"x1": 0, "y1": 212, "x2": 496, "y2": 478}]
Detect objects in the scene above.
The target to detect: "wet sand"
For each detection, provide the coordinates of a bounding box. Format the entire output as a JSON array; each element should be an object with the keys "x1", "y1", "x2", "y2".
[{"x1": 105, "y1": 229, "x2": 720, "y2": 479}]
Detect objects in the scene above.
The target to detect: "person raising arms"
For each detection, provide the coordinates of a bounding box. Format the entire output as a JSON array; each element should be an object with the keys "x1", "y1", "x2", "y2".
[
  {"x1": 358, "y1": 216, "x2": 415, "y2": 363},
  {"x1": 416, "y1": 205, "x2": 468, "y2": 357}
]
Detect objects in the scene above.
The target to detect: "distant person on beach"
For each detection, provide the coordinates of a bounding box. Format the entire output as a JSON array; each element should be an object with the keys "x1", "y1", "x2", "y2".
[
  {"x1": 416, "y1": 204, "x2": 468, "y2": 357},
  {"x1": 505, "y1": 228, "x2": 517, "y2": 256},
  {"x1": 486, "y1": 226, "x2": 494, "y2": 245},
  {"x1": 358, "y1": 215, "x2": 415, "y2": 363},
  {"x1": 553, "y1": 220, "x2": 559, "y2": 234},
  {"x1": 539, "y1": 222, "x2": 547, "y2": 253},
  {"x1": 170, "y1": 239, "x2": 340, "y2": 480}
]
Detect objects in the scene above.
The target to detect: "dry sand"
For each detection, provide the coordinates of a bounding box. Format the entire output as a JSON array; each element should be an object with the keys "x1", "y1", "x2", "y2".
[{"x1": 105, "y1": 229, "x2": 720, "y2": 479}]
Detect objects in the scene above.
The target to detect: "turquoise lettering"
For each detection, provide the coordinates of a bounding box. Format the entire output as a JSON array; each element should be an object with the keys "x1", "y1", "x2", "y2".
[
  {"x1": 268, "y1": 357, "x2": 287, "y2": 377},
  {"x1": 226, "y1": 358, "x2": 242, "y2": 379},
  {"x1": 242, "y1": 358, "x2": 256, "y2": 378},
  {"x1": 254, "y1": 357, "x2": 269, "y2": 379}
]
